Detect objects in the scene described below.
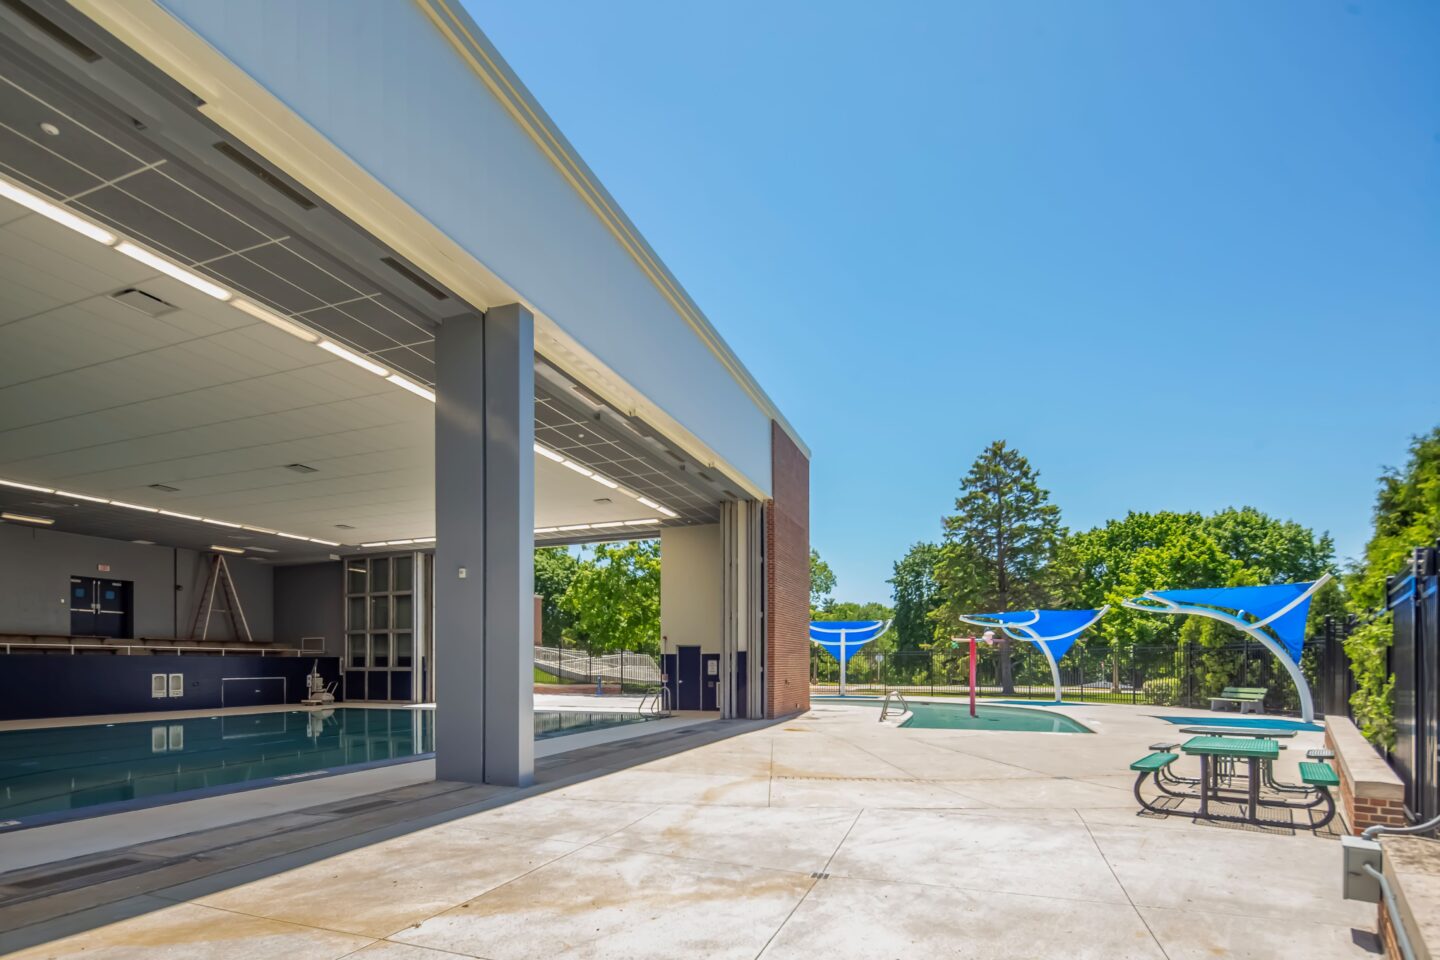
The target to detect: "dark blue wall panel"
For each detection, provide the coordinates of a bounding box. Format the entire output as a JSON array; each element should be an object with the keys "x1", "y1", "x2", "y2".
[{"x1": 0, "y1": 655, "x2": 342, "y2": 720}]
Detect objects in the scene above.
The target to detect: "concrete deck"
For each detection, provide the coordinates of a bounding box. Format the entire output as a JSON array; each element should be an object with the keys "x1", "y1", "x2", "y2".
[{"x1": 0, "y1": 700, "x2": 1379, "y2": 959}]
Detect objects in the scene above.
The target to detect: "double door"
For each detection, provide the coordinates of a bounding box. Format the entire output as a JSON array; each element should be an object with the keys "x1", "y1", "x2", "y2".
[
  {"x1": 70, "y1": 576, "x2": 133, "y2": 638},
  {"x1": 674, "y1": 646, "x2": 721, "y2": 711}
]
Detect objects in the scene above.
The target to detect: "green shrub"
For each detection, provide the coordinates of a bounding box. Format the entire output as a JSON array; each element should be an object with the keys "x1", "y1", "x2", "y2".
[
  {"x1": 1345, "y1": 617, "x2": 1395, "y2": 749},
  {"x1": 1141, "y1": 677, "x2": 1180, "y2": 706}
]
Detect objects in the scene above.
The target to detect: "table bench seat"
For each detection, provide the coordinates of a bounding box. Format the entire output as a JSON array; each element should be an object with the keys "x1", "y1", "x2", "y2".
[
  {"x1": 1130, "y1": 752, "x2": 1179, "y2": 772},
  {"x1": 1299, "y1": 762, "x2": 1339, "y2": 788}
]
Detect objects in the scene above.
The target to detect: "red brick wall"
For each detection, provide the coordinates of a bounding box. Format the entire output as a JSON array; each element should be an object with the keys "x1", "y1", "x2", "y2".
[
  {"x1": 1325, "y1": 725, "x2": 1409, "y2": 834},
  {"x1": 765, "y1": 421, "x2": 810, "y2": 718}
]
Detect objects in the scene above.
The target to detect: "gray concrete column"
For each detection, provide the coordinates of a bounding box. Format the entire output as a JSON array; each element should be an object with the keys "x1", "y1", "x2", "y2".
[{"x1": 434, "y1": 304, "x2": 535, "y2": 786}]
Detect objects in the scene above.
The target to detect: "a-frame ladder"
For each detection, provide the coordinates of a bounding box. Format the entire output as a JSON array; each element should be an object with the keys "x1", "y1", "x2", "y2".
[{"x1": 189, "y1": 553, "x2": 253, "y2": 643}]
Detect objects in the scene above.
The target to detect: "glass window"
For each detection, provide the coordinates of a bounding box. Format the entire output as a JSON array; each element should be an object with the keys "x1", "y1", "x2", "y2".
[
  {"x1": 371, "y1": 633, "x2": 390, "y2": 668},
  {"x1": 370, "y1": 596, "x2": 389, "y2": 631},
  {"x1": 346, "y1": 563, "x2": 367, "y2": 595},
  {"x1": 393, "y1": 555, "x2": 413, "y2": 592},
  {"x1": 347, "y1": 596, "x2": 366, "y2": 631},
  {"x1": 394, "y1": 594, "x2": 413, "y2": 632},
  {"x1": 395, "y1": 633, "x2": 413, "y2": 668},
  {"x1": 347, "y1": 633, "x2": 366, "y2": 668},
  {"x1": 371, "y1": 557, "x2": 390, "y2": 593}
]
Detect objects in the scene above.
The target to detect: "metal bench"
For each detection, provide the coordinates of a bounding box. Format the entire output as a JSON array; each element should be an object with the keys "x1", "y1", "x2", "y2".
[
  {"x1": 1305, "y1": 747, "x2": 1335, "y2": 760},
  {"x1": 1208, "y1": 686, "x2": 1267, "y2": 714}
]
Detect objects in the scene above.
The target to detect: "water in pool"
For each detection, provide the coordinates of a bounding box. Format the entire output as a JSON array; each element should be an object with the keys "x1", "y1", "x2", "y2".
[
  {"x1": 0, "y1": 707, "x2": 648, "y2": 823},
  {"x1": 902, "y1": 702, "x2": 1091, "y2": 733},
  {"x1": 815, "y1": 698, "x2": 1091, "y2": 733}
]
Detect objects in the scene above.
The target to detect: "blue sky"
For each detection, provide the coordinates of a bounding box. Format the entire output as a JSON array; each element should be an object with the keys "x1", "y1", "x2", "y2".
[{"x1": 469, "y1": 1, "x2": 1440, "y2": 603}]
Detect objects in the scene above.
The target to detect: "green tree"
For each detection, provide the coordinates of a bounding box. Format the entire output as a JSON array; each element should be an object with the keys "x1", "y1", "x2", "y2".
[
  {"x1": 533, "y1": 547, "x2": 581, "y2": 647},
  {"x1": 889, "y1": 541, "x2": 941, "y2": 656},
  {"x1": 934, "y1": 441, "x2": 1064, "y2": 694},
  {"x1": 560, "y1": 540, "x2": 661, "y2": 656},
  {"x1": 1343, "y1": 427, "x2": 1440, "y2": 746},
  {"x1": 810, "y1": 548, "x2": 836, "y2": 615}
]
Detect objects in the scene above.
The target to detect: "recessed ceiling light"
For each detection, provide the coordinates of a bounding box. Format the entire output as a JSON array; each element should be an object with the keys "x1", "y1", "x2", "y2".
[
  {"x1": 202, "y1": 517, "x2": 243, "y2": 528},
  {"x1": 561, "y1": 460, "x2": 593, "y2": 479},
  {"x1": 39, "y1": 122, "x2": 59, "y2": 137},
  {"x1": 54, "y1": 489, "x2": 108, "y2": 503},
  {"x1": 158, "y1": 510, "x2": 202, "y2": 521},
  {"x1": 386, "y1": 374, "x2": 435, "y2": 402},
  {"x1": 232, "y1": 298, "x2": 319, "y2": 343},
  {"x1": 0, "y1": 479, "x2": 54, "y2": 494},
  {"x1": 115, "y1": 242, "x2": 232, "y2": 300},
  {"x1": 209, "y1": 544, "x2": 245, "y2": 555},
  {"x1": 109, "y1": 500, "x2": 158, "y2": 513},
  {"x1": 0, "y1": 175, "x2": 116, "y2": 245},
  {"x1": 2, "y1": 511, "x2": 54, "y2": 526},
  {"x1": 318, "y1": 340, "x2": 388, "y2": 376},
  {"x1": 132, "y1": 539, "x2": 156, "y2": 545}
]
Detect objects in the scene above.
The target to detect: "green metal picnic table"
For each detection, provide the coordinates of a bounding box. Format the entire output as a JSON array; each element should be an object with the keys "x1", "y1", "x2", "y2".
[{"x1": 1181, "y1": 735, "x2": 1278, "y2": 821}]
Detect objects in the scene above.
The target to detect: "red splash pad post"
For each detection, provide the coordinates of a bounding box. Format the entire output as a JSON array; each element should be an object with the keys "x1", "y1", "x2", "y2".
[{"x1": 968, "y1": 636, "x2": 978, "y2": 718}]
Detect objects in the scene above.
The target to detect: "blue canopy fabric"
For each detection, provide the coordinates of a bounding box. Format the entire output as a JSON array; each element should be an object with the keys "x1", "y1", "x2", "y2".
[
  {"x1": 956, "y1": 609, "x2": 1104, "y2": 661},
  {"x1": 810, "y1": 621, "x2": 888, "y2": 663},
  {"x1": 1141, "y1": 582, "x2": 1318, "y2": 663}
]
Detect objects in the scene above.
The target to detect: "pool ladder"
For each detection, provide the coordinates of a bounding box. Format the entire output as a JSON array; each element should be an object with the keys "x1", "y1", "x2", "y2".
[
  {"x1": 879, "y1": 689, "x2": 909, "y2": 722},
  {"x1": 639, "y1": 685, "x2": 673, "y2": 719}
]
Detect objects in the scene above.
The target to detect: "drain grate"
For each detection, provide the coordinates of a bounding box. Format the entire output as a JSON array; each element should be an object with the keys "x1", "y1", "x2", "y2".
[
  {"x1": 7, "y1": 856, "x2": 146, "y2": 890},
  {"x1": 328, "y1": 798, "x2": 397, "y2": 815}
]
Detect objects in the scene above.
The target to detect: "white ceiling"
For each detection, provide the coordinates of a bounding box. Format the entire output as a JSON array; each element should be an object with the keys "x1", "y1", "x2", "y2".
[{"x1": 0, "y1": 197, "x2": 662, "y2": 555}]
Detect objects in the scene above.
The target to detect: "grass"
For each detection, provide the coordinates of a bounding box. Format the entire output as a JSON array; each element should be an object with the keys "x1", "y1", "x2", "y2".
[{"x1": 534, "y1": 666, "x2": 561, "y2": 684}]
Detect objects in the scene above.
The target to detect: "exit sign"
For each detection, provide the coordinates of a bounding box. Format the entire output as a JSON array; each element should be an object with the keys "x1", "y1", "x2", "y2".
[{"x1": 97, "y1": 564, "x2": 110, "y2": 572}]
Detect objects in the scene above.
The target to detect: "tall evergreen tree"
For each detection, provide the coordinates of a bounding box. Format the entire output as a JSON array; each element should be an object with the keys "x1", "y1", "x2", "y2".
[
  {"x1": 934, "y1": 441, "x2": 1064, "y2": 693},
  {"x1": 889, "y1": 541, "x2": 941, "y2": 656}
]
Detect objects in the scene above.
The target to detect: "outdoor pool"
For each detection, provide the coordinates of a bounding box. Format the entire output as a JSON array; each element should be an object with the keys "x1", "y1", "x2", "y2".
[{"x1": 0, "y1": 707, "x2": 650, "y2": 825}]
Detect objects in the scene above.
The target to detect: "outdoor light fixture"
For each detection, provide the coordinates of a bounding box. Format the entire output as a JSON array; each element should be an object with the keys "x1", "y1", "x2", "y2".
[
  {"x1": 534, "y1": 527, "x2": 559, "y2": 534},
  {"x1": 533, "y1": 444, "x2": 565, "y2": 462},
  {"x1": 386, "y1": 374, "x2": 435, "y2": 402},
  {"x1": 114, "y1": 242, "x2": 232, "y2": 301},
  {"x1": 231, "y1": 298, "x2": 319, "y2": 343},
  {"x1": 560, "y1": 460, "x2": 594, "y2": 478},
  {"x1": 2, "y1": 512, "x2": 54, "y2": 526},
  {"x1": 209, "y1": 544, "x2": 245, "y2": 555},
  {"x1": 0, "y1": 175, "x2": 117, "y2": 245},
  {"x1": 318, "y1": 340, "x2": 389, "y2": 376},
  {"x1": 635, "y1": 497, "x2": 661, "y2": 510}
]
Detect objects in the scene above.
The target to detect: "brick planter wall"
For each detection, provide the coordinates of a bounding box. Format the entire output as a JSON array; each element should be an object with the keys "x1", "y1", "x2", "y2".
[
  {"x1": 1326, "y1": 717, "x2": 1407, "y2": 834},
  {"x1": 765, "y1": 422, "x2": 810, "y2": 719}
]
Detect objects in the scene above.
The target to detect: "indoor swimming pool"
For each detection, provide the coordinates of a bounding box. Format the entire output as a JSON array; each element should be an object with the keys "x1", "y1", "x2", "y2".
[{"x1": 0, "y1": 707, "x2": 651, "y2": 825}]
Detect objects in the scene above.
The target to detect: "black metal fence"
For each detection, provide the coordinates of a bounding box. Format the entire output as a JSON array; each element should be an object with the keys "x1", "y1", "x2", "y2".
[
  {"x1": 811, "y1": 635, "x2": 1330, "y2": 714},
  {"x1": 1386, "y1": 545, "x2": 1439, "y2": 822}
]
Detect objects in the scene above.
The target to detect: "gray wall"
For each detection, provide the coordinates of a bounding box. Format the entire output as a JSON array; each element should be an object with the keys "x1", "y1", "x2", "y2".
[
  {"x1": 273, "y1": 561, "x2": 344, "y2": 654},
  {"x1": 0, "y1": 524, "x2": 274, "y2": 641}
]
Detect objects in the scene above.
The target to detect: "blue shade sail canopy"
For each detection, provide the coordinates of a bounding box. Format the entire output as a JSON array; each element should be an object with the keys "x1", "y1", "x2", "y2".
[
  {"x1": 1131, "y1": 582, "x2": 1319, "y2": 664},
  {"x1": 1121, "y1": 576, "x2": 1332, "y2": 724},
  {"x1": 954, "y1": 609, "x2": 1107, "y2": 661},
  {"x1": 810, "y1": 621, "x2": 889, "y2": 663}
]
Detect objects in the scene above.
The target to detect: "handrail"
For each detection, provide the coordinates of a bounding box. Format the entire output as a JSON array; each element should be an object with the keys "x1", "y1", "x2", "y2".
[
  {"x1": 639, "y1": 685, "x2": 673, "y2": 718},
  {"x1": 879, "y1": 689, "x2": 909, "y2": 722}
]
